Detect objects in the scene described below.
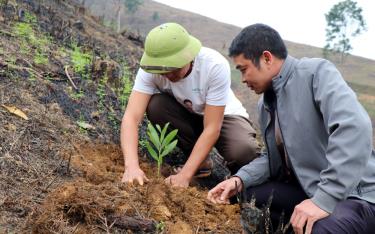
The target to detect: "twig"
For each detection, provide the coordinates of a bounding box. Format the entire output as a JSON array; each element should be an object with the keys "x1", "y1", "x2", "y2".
[
  {"x1": 18, "y1": 58, "x2": 34, "y2": 68},
  {"x1": 195, "y1": 225, "x2": 200, "y2": 234},
  {"x1": 36, "y1": 157, "x2": 65, "y2": 196},
  {"x1": 66, "y1": 153, "x2": 72, "y2": 175},
  {"x1": 71, "y1": 223, "x2": 79, "y2": 234},
  {"x1": 146, "y1": 206, "x2": 154, "y2": 218},
  {"x1": 64, "y1": 65, "x2": 78, "y2": 90},
  {"x1": 102, "y1": 102, "x2": 121, "y2": 122},
  {"x1": 282, "y1": 222, "x2": 291, "y2": 233},
  {"x1": 131, "y1": 203, "x2": 144, "y2": 219},
  {"x1": 97, "y1": 213, "x2": 116, "y2": 234},
  {"x1": 0, "y1": 29, "x2": 15, "y2": 37},
  {"x1": 2, "y1": 62, "x2": 43, "y2": 79},
  {"x1": 8, "y1": 127, "x2": 27, "y2": 153},
  {"x1": 43, "y1": 174, "x2": 59, "y2": 191},
  {"x1": 0, "y1": 198, "x2": 5, "y2": 206}
]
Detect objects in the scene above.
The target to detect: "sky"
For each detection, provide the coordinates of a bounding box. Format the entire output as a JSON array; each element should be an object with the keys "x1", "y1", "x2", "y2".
[{"x1": 153, "y1": 0, "x2": 375, "y2": 60}]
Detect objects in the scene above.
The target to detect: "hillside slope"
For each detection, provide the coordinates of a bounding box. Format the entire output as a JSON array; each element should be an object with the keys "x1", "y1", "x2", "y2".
[
  {"x1": 84, "y1": 0, "x2": 375, "y2": 127},
  {"x1": 0, "y1": 0, "x2": 247, "y2": 233}
]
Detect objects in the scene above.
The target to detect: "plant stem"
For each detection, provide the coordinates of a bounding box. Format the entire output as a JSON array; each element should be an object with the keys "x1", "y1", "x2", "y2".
[{"x1": 157, "y1": 161, "x2": 161, "y2": 177}]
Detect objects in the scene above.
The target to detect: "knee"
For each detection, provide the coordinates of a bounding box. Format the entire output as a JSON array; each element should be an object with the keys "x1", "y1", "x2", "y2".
[
  {"x1": 311, "y1": 205, "x2": 364, "y2": 234},
  {"x1": 222, "y1": 140, "x2": 260, "y2": 174},
  {"x1": 230, "y1": 137, "x2": 260, "y2": 164},
  {"x1": 247, "y1": 137, "x2": 261, "y2": 159},
  {"x1": 312, "y1": 219, "x2": 333, "y2": 234},
  {"x1": 146, "y1": 94, "x2": 165, "y2": 116},
  {"x1": 146, "y1": 94, "x2": 171, "y2": 123}
]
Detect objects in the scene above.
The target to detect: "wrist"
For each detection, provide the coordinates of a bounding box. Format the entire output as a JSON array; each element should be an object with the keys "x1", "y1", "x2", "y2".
[
  {"x1": 178, "y1": 167, "x2": 194, "y2": 180},
  {"x1": 125, "y1": 161, "x2": 140, "y2": 170},
  {"x1": 231, "y1": 176, "x2": 243, "y2": 192}
]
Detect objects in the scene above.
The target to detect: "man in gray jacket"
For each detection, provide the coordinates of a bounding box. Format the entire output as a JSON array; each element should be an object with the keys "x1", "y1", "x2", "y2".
[{"x1": 207, "y1": 23, "x2": 375, "y2": 234}]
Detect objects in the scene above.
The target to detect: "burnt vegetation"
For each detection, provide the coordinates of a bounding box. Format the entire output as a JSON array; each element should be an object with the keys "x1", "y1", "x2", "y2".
[{"x1": 0, "y1": 0, "x2": 243, "y2": 233}]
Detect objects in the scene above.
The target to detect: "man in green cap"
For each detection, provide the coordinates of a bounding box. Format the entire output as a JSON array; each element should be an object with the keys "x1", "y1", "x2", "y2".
[{"x1": 121, "y1": 22, "x2": 260, "y2": 187}]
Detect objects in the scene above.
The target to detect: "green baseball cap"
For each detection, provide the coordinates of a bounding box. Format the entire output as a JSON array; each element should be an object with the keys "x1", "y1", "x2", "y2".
[{"x1": 140, "y1": 23, "x2": 202, "y2": 74}]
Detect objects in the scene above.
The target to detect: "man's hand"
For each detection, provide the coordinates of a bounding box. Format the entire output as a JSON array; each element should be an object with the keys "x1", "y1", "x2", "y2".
[
  {"x1": 290, "y1": 199, "x2": 329, "y2": 234},
  {"x1": 164, "y1": 173, "x2": 191, "y2": 188},
  {"x1": 207, "y1": 177, "x2": 243, "y2": 204},
  {"x1": 121, "y1": 166, "x2": 149, "y2": 185}
]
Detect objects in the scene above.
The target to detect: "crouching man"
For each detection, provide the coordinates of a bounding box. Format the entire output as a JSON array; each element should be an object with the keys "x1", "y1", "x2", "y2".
[
  {"x1": 207, "y1": 23, "x2": 375, "y2": 234},
  {"x1": 121, "y1": 23, "x2": 260, "y2": 188}
]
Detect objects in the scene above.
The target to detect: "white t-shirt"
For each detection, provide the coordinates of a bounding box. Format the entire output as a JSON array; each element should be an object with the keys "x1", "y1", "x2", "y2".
[{"x1": 133, "y1": 47, "x2": 249, "y2": 118}]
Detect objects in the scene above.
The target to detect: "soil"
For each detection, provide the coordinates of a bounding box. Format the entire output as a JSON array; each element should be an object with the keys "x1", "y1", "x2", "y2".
[
  {"x1": 0, "y1": 0, "x2": 243, "y2": 233},
  {"x1": 29, "y1": 143, "x2": 242, "y2": 233}
]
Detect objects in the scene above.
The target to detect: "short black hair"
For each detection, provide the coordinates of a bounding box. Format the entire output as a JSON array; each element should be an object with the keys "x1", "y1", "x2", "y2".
[{"x1": 229, "y1": 24, "x2": 288, "y2": 67}]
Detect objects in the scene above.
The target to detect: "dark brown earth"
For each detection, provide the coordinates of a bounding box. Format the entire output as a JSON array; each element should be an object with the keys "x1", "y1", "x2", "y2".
[{"x1": 29, "y1": 144, "x2": 241, "y2": 233}]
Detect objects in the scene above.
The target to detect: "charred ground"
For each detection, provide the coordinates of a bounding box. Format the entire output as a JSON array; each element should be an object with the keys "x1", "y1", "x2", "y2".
[{"x1": 0, "y1": 0, "x2": 244, "y2": 233}]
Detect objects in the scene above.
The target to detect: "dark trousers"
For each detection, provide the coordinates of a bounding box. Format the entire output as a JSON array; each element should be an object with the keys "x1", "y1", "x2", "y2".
[
  {"x1": 247, "y1": 181, "x2": 375, "y2": 233},
  {"x1": 146, "y1": 93, "x2": 261, "y2": 173}
]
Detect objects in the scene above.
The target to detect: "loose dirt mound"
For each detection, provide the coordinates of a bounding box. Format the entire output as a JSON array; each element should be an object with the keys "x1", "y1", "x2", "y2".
[{"x1": 29, "y1": 144, "x2": 242, "y2": 233}]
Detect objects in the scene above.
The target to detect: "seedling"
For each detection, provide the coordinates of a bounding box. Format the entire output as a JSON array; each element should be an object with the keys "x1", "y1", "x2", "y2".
[
  {"x1": 118, "y1": 64, "x2": 133, "y2": 111},
  {"x1": 156, "y1": 220, "x2": 165, "y2": 232},
  {"x1": 146, "y1": 122, "x2": 178, "y2": 176},
  {"x1": 70, "y1": 43, "x2": 92, "y2": 78}
]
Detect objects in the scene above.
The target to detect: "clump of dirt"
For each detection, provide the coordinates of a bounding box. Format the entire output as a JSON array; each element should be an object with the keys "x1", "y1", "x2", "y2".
[{"x1": 29, "y1": 144, "x2": 242, "y2": 233}]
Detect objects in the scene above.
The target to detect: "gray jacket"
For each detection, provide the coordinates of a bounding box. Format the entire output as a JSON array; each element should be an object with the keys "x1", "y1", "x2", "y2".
[{"x1": 236, "y1": 55, "x2": 375, "y2": 213}]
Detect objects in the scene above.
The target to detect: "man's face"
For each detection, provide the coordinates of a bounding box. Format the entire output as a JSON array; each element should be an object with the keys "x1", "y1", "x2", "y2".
[
  {"x1": 233, "y1": 54, "x2": 273, "y2": 94},
  {"x1": 162, "y1": 63, "x2": 191, "y2": 82}
]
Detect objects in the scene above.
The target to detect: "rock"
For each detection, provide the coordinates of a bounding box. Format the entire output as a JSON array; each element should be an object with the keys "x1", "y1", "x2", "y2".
[
  {"x1": 17, "y1": 8, "x2": 25, "y2": 21},
  {"x1": 4, "y1": 123, "x2": 17, "y2": 131},
  {"x1": 72, "y1": 20, "x2": 84, "y2": 30},
  {"x1": 3, "y1": 3, "x2": 17, "y2": 21},
  {"x1": 48, "y1": 103, "x2": 61, "y2": 113}
]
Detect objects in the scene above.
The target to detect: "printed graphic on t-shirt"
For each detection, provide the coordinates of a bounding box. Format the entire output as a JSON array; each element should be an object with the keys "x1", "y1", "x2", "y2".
[
  {"x1": 183, "y1": 99, "x2": 194, "y2": 113},
  {"x1": 192, "y1": 88, "x2": 203, "y2": 93}
]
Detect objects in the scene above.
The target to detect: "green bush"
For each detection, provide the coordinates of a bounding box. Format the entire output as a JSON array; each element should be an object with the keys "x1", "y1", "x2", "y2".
[{"x1": 71, "y1": 43, "x2": 92, "y2": 78}]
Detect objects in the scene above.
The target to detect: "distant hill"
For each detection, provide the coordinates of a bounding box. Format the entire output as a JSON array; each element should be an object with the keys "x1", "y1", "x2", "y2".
[{"x1": 84, "y1": 0, "x2": 375, "y2": 128}]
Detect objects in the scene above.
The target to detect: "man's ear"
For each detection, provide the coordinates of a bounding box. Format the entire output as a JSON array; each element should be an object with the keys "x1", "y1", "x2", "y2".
[{"x1": 262, "y1": 51, "x2": 272, "y2": 63}]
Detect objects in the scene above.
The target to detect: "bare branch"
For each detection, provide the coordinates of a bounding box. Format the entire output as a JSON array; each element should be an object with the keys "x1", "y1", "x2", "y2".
[{"x1": 64, "y1": 65, "x2": 78, "y2": 90}]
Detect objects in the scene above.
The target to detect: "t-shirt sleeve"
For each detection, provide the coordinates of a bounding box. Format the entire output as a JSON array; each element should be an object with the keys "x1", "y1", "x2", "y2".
[
  {"x1": 206, "y1": 61, "x2": 231, "y2": 106},
  {"x1": 133, "y1": 68, "x2": 158, "y2": 95}
]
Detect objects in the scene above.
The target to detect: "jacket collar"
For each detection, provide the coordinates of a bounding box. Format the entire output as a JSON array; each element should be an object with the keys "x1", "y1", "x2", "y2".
[
  {"x1": 271, "y1": 55, "x2": 296, "y2": 93},
  {"x1": 262, "y1": 55, "x2": 297, "y2": 111}
]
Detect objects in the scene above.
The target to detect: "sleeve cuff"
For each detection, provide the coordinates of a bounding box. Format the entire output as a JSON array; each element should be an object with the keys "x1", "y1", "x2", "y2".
[
  {"x1": 311, "y1": 188, "x2": 340, "y2": 213},
  {"x1": 235, "y1": 170, "x2": 252, "y2": 189}
]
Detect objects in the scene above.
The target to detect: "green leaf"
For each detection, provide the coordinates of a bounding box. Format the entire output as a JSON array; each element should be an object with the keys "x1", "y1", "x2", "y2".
[
  {"x1": 147, "y1": 123, "x2": 161, "y2": 149},
  {"x1": 155, "y1": 124, "x2": 162, "y2": 133},
  {"x1": 161, "y1": 129, "x2": 178, "y2": 148},
  {"x1": 76, "y1": 121, "x2": 95, "y2": 130},
  {"x1": 147, "y1": 132, "x2": 160, "y2": 151},
  {"x1": 161, "y1": 139, "x2": 178, "y2": 158},
  {"x1": 160, "y1": 122, "x2": 170, "y2": 143},
  {"x1": 146, "y1": 141, "x2": 159, "y2": 161}
]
